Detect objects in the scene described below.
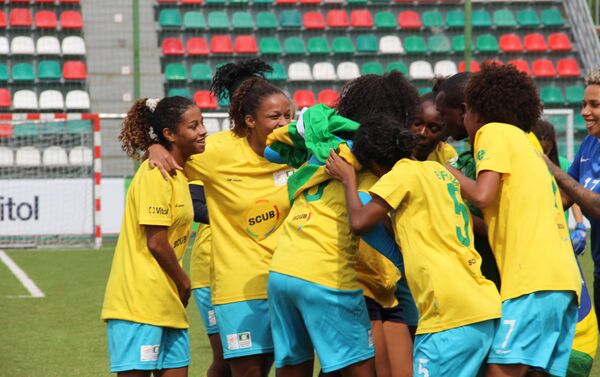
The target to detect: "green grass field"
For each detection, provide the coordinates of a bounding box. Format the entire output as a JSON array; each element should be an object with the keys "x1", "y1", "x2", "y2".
[{"x1": 1, "y1": 243, "x2": 600, "y2": 377}]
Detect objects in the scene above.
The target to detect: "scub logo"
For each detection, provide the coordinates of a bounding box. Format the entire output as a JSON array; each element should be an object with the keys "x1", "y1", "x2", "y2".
[
  {"x1": 477, "y1": 150, "x2": 487, "y2": 161},
  {"x1": 244, "y1": 199, "x2": 280, "y2": 239},
  {"x1": 289, "y1": 204, "x2": 312, "y2": 231}
]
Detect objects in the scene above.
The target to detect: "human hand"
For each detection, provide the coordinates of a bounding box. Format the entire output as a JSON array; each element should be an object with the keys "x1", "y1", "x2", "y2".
[
  {"x1": 571, "y1": 222, "x2": 587, "y2": 256},
  {"x1": 148, "y1": 144, "x2": 182, "y2": 180},
  {"x1": 325, "y1": 149, "x2": 356, "y2": 186},
  {"x1": 177, "y1": 276, "x2": 191, "y2": 307}
]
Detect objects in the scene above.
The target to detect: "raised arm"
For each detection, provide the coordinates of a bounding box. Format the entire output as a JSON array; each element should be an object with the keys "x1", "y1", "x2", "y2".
[
  {"x1": 446, "y1": 165, "x2": 501, "y2": 209},
  {"x1": 148, "y1": 144, "x2": 183, "y2": 180}
]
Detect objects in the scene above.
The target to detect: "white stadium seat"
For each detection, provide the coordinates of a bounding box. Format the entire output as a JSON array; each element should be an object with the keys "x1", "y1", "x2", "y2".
[
  {"x1": 69, "y1": 146, "x2": 93, "y2": 166},
  {"x1": 0, "y1": 147, "x2": 14, "y2": 166},
  {"x1": 61, "y1": 36, "x2": 86, "y2": 55},
  {"x1": 288, "y1": 62, "x2": 313, "y2": 81},
  {"x1": 39, "y1": 90, "x2": 65, "y2": 110},
  {"x1": 379, "y1": 35, "x2": 404, "y2": 54},
  {"x1": 65, "y1": 90, "x2": 90, "y2": 110},
  {"x1": 337, "y1": 62, "x2": 360, "y2": 80},
  {"x1": 434, "y1": 60, "x2": 458, "y2": 76},
  {"x1": 0, "y1": 37, "x2": 9, "y2": 55},
  {"x1": 203, "y1": 118, "x2": 221, "y2": 135},
  {"x1": 11, "y1": 36, "x2": 35, "y2": 55},
  {"x1": 13, "y1": 90, "x2": 38, "y2": 110},
  {"x1": 410, "y1": 60, "x2": 434, "y2": 80},
  {"x1": 221, "y1": 118, "x2": 230, "y2": 131},
  {"x1": 37, "y1": 36, "x2": 61, "y2": 55},
  {"x1": 312, "y1": 62, "x2": 337, "y2": 81},
  {"x1": 15, "y1": 146, "x2": 41, "y2": 166},
  {"x1": 42, "y1": 146, "x2": 69, "y2": 166}
]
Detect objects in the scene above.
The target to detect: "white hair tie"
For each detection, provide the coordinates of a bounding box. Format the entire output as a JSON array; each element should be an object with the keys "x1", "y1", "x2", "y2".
[{"x1": 145, "y1": 98, "x2": 160, "y2": 112}]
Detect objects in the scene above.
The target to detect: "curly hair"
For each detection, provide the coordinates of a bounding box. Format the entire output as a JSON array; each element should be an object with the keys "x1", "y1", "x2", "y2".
[
  {"x1": 353, "y1": 116, "x2": 419, "y2": 171},
  {"x1": 464, "y1": 63, "x2": 541, "y2": 132},
  {"x1": 586, "y1": 69, "x2": 600, "y2": 87},
  {"x1": 336, "y1": 71, "x2": 420, "y2": 128},
  {"x1": 531, "y1": 119, "x2": 559, "y2": 165},
  {"x1": 437, "y1": 72, "x2": 470, "y2": 108},
  {"x1": 119, "y1": 96, "x2": 195, "y2": 159}
]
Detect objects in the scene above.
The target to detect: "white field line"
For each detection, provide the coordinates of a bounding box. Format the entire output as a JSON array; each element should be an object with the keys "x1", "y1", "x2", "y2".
[{"x1": 0, "y1": 250, "x2": 45, "y2": 298}]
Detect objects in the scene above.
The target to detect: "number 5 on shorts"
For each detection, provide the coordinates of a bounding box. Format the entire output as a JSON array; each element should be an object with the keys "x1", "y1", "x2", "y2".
[
  {"x1": 501, "y1": 319, "x2": 516, "y2": 349},
  {"x1": 418, "y1": 358, "x2": 429, "y2": 377}
]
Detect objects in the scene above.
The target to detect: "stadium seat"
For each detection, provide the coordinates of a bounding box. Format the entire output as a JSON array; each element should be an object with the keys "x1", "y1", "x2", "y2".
[
  {"x1": 361, "y1": 61, "x2": 384, "y2": 75},
  {"x1": 386, "y1": 61, "x2": 408, "y2": 75},
  {"x1": 162, "y1": 37, "x2": 184, "y2": 56},
  {"x1": 540, "y1": 86, "x2": 565, "y2": 105},
  {"x1": 532, "y1": 59, "x2": 556, "y2": 77},
  {"x1": 60, "y1": 0, "x2": 82, "y2": 3},
  {"x1": 284, "y1": 37, "x2": 306, "y2": 55},
  {"x1": 280, "y1": 10, "x2": 301, "y2": 28},
  {"x1": 312, "y1": 62, "x2": 336, "y2": 81},
  {"x1": 575, "y1": 114, "x2": 586, "y2": 132},
  {"x1": 375, "y1": 11, "x2": 396, "y2": 29},
  {"x1": 43, "y1": 146, "x2": 69, "y2": 166},
  {"x1": 276, "y1": 0, "x2": 297, "y2": 4},
  {"x1": 288, "y1": 62, "x2": 312, "y2": 81},
  {"x1": 337, "y1": 62, "x2": 360, "y2": 80},
  {"x1": 499, "y1": 34, "x2": 523, "y2": 52},
  {"x1": 472, "y1": 9, "x2": 492, "y2": 28},
  {"x1": 205, "y1": 0, "x2": 226, "y2": 5},
  {"x1": 181, "y1": 0, "x2": 203, "y2": 4},
  {"x1": 35, "y1": 11, "x2": 57, "y2": 29},
  {"x1": 318, "y1": 89, "x2": 339, "y2": 107},
  {"x1": 61, "y1": 10, "x2": 83, "y2": 29},
  {"x1": 451, "y1": 35, "x2": 468, "y2": 52},
  {"x1": 39, "y1": 90, "x2": 64, "y2": 110},
  {"x1": 307, "y1": 37, "x2": 330, "y2": 54},
  {"x1": 0, "y1": 124, "x2": 12, "y2": 138},
  {"x1": 476, "y1": 34, "x2": 499, "y2": 53},
  {"x1": 210, "y1": 35, "x2": 233, "y2": 54},
  {"x1": 62, "y1": 37, "x2": 86, "y2": 56},
  {"x1": 235, "y1": 35, "x2": 258, "y2": 54},
  {"x1": 0, "y1": 89, "x2": 10, "y2": 108},
  {"x1": 356, "y1": 34, "x2": 378, "y2": 53},
  {"x1": 548, "y1": 115, "x2": 567, "y2": 132},
  {"x1": 557, "y1": 58, "x2": 581, "y2": 77},
  {"x1": 16, "y1": 147, "x2": 41, "y2": 166},
  {"x1": 183, "y1": 11, "x2": 206, "y2": 29},
  {"x1": 11, "y1": 36, "x2": 35, "y2": 54},
  {"x1": 0, "y1": 37, "x2": 8, "y2": 55},
  {"x1": 13, "y1": 90, "x2": 38, "y2": 110},
  {"x1": 165, "y1": 63, "x2": 188, "y2": 81},
  {"x1": 422, "y1": 10, "x2": 443, "y2": 29},
  {"x1": 548, "y1": 33, "x2": 572, "y2": 51},
  {"x1": 351, "y1": 10, "x2": 373, "y2": 28},
  {"x1": 9, "y1": 8, "x2": 32, "y2": 27},
  {"x1": 0, "y1": 147, "x2": 13, "y2": 166},
  {"x1": 541, "y1": 8, "x2": 564, "y2": 27},
  {"x1": 202, "y1": 119, "x2": 221, "y2": 135},
  {"x1": 12, "y1": 63, "x2": 34, "y2": 82},
  {"x1": 256, "y1": 12, "x2": 277, "y2": 30},
  {"x1": 0, "y1": 64, "x2": 7, "y2": 81},
  {"x1": 208, "y1": 11, "x2": 229, "y2": 30},
  {"x1": 404, "y1": 35, "x2": 427, "y2": 54},
  {"x1": 259, "y1": 37, "x2": 282, "y2": 54},
  {"x1": 446, "y1": 9, "x2": 465, "y2": 28},
  {"x1": 493, "y1": 9, "x2": 517, "y2": 27},
  {"x1": 327, "y1": 10, "x2": 349, "y2": 28},
  {"x1": 253, "y1": 0, "x2": 274, "y2": 5},
  {"x1": 566, "y1": 85, "x2": 584, "y2": 104},
  {"x1": 65, "y1": 90, "x2": 90, "y2": 110},
  {"x1": 410, "y1": 61, "x2": 434, "y2": 80},
  {"x1": 517, "y1": 8, "x2": 540, "y2": 27},
  {"x1": 507, "y1": 59, "x2": 530, "y2": 75},
  {"x1": 187, "y1": 37, "x2": 209, "y2": 56},
  {"x1": 168, "y1": 88, "x2": 192, "y2": 98},
  {"x1": 69, "y1": 146, "x2": 93, "y2": 166},
  {"x1": 379, "y1": 35, "x2": 404, "y2": 54},
  {"x1": 332, "y1": 36, "x2": 354, "y2": 54},
  {"x1": 294, "y1": 90, "x2": 316, "y2": 108},
  {"x1": 232, "y1": 11, "x2": 253, "y2": 29},
  {"x1": 38, "y1": 60, "x2": 62, "y2": 80},
  {"x1": 0, "y1": 11, "x2": 5, "y2": 29},
  {"x1": 428, "y1": 35, "x2": 451, "y2": 53},
  {"x1": 265, "y1": 63, "x2": 287, "y2": 81},
  {"x1": 346, "y1": 0, "x2": 367, "y2": 4},
  {"x1": 300, "y1": 0, "x2": 320, "y2": 4},
  {"x1": 63, "y1": 61, "x2": 87, "y2": 80},
  {"x1": 194, "y1": 91, "x2": 217, "y2": 109},
  {"x1": 398, "y1": 11, "x2": 421, "y2": 29},
  {"x1": 434, "y1": 60, "x2": 457, "y2": 76},
  {"x1": 304, "y1": 11, "x2": 325, "y2": 30},
  {"x1": 37, "y1": 36, "x2": 61, "y2": 55},
  {"x1": 524, "y1": 33, "x2": 547, "y2": 52}
]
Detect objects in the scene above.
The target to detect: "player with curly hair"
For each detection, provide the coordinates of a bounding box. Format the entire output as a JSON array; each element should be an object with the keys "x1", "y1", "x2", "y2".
[
  {"x1": 101, "y1": 96, "x2": 207, "y2": 376},
  {"x1": 446, "y1": 63, "x2": 581, "y2": 377}
]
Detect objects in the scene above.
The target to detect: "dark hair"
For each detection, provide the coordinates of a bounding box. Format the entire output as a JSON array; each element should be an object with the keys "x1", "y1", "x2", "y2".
[
  {"x1": 437, "y1": 72, "x2": 470, "y2": 108},
  {"x1": 336, "y1": 71, "x2": 420, "y2": 128},
  {"x1": 532, "y1": 119, "x2": 560, "y2": 165},
  {"x1": 353, "y1": 116, "x2": 419, "y2": 171},
  {"x1": 119, "y1": 96, "x2": 195, "y2": 159},
  {"x1": 210, "y1": 59, "x2": 285, "y2": 137},
  {"x1": 464, "y1": 63, "x2": 541, "y2": 132}
]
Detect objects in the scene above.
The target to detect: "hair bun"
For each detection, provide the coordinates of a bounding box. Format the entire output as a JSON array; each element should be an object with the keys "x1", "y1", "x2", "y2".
[{"x1": 210, "y1": 58, "x2": 273, "y2": 101}]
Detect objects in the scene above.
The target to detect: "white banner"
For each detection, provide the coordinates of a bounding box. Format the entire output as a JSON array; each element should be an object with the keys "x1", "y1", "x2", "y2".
[
  {"x1": 102, "y1": 178, "x2": 125, "y2": 234},
  {"x1": 0, "y1": 179, "x2": 93, "y2": 235}
]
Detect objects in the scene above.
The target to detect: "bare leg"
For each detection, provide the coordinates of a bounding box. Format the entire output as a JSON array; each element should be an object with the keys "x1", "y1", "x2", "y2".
[
  {"x1": 276, "y1": 359, "x2": 314, "y2": 377},
  {"x1": 382, "y1": 322, "x2": 413, "y2": 377},
  {"x1": 155, "y1": 366, "x2": 188, "y2": 377},
  {"x1": 207, "y1": 334, "x2": 231, "y2": 377},
  {"x1": 371, "y1": 320, "x2": 392, "y2": 377},
  {"x1": 117, "y1": 371, "x2": 151, "y2": 377},
  {"x1": 339, "y1": 358, "x2": 375, "y2": 377},
  {"x1": 485, "y1": 364, "x2": 529, "y2": 377},
  {"x1": 526, "y1": 371, "x2": 548, "y2": 377},
  {"x1": 228, "y1": 353, "x2": 274, "y2": 377}
]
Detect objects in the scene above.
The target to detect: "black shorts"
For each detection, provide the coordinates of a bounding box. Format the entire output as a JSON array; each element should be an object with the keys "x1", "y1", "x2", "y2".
[{"x1": 364, "y1": 296, "x2": 407, "y2": 323}]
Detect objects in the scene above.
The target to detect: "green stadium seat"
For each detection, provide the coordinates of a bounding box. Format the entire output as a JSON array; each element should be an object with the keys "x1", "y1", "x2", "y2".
[
  {"x1": 540, "y1": 86, "x2": 565, "y2": 105},
  {"x1": 356, "y1": 35, "x2": 378, "y2": 53},
  {"x1": 0, "y1": 64, "x2": 8, "y2": 81},
  {"x1": 452, "y1": 35, "x2": 466, "y2": 52},
  {"x1": 183, "y1": 11, "x2": 206, "y2": 29},
  {"x1": 422, "y1": 10, "x2": 443, "y2": 29},
  {"x1": 428, "y1": 35, "x2": 451, "y2": 53},
  {"x1": 208, "y1": 11, "x2": 230, "y2": 30},
  {"x1": 14, "y1": 123, "x2": 38, "y2": 137},
  {"x1": 66, "y1": 120, "x2": 93, "y2": 133},
  {"x1": 253, "y1": 0, "x2": 274, "y2": 4},
  {"x1": 361, "y1": 61, "x2": 384, "y2": 75},
  {"x1": 167, "y1": 88, "x2": 192, "y2": 99},
  {"x1": 218, "y1": 96, "x2": 230, "y2": 108},
  {"x1": 517, "y1": 9, "x2": 540, "y2": 27},
  {"x1": 259, "y1": 37, "x2": 282, "y2": 54},
  {"x1": 332, "y1": 37, "x2": 355, "y2": 54},
  {"x1": 190, "y1": 63, "x2": 213, "y2": 81},
  {"x1": 404, "y1": 35, "x2": 427, "y2": 54},
  {"x1": 159, "y1": 9, "x2": 181, "y2": 28},
  {"x1": 308, "y1": 37, "x2": 330, "y2": 55},
  {"x1": 265, "y1": 63, "x2": 287, "y2": 81},
  {"x1": 541, "y1": 8, "x2": 564, "y2": 27},
  {"x1": 446, "y1": 10, "x2": 465, "y2": 28},
  {"x1": 230, "y1": 0, "x2": 249, "y2": 5},
  {"x1": 386, "y1": 61, "x2": 408, "y2": 75},
  {"x1": 284, "y1": 37, "x2": 306, "y2": 55},
  {"x1": 375, "y1": 11, "x2": 396, "y2": 30},
  {"x1": 205, "y1": 0, "x2": 226, "y2": 4},
  {"x1": 256, "y1": 12, "x2": 277, "y2": 29},
  {"x1": 472, "y1": 9, "x2": 492, "y2": 27},
  {"x1": 476, "y1": 34, "x2": 499, "y2": 52},
  {"x1": 232, "y1": 11, "x2": 253, "y2": 29},
  {"x1": 565, "y1": 85, "x2": 584, "y2": 104},
  {"x1": 12, "y1": 63, "x2": 34, "y2": 81},
  {"x1": 280, "y1": 10, "x2": 301, "y2": 29},
  {"x1": 38, "y1": 60, "x2": 61, "y2": 80},
  {"x1": 165, "y1": 63, "x2": 188, "y2": 81},
  {"x1": 347, "y1": 0, "x2": 368, "y2": 4},
  {"x1": 418, "y1": 87, "x2": 432, "y2": 95},
  {"x1": 493, "y1": 9, "x2": 517, "y2": 27},
  {"x1": 548, "y1": 115, "x2": 567, "y2": 133},
  {"x1": 575, "y1": 114, "x2": 585, "y2": 131}
]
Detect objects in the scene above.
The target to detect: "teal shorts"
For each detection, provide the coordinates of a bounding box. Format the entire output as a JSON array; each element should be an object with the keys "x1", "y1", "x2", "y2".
[
  {"x1": 488, "y1": 291, "x2": 578, "y2": 376},
  {"x1": 414, "y1": 319, "x2": 496, "y2": 377},
  {"x1": 192, "y1": 287, "x2": 219, "y2": 335},
  {"x1": 214, "y1": 299, "x2": 273, "y2": 359},
  {"x1": 106, "y1": 319, "x2": 189, "y2": 373},
  {"x1": 268, "y1": 272, "x2": 374, "y2": 373}
]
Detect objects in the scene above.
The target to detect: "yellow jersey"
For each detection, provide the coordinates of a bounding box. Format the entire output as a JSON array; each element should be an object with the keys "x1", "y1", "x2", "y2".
[
  {"x1": 102, "y1": 160, "x2": 193, "y2": 329},
  {"x1": 370, "y1": 159, "x2": 501, "y2": 335},
  {"x1": 474, "y1": 122, "x2": 581, "y2": 302},
  {"x1": 427, "y1": 141, "x2": 458, "y2": 165},
  {"x1": 185, "y1": 131, "x2": 293, "y2": 304}
]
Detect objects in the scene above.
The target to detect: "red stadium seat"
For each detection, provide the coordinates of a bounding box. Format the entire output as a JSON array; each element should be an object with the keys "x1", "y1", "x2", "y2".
[
  {"x1": 234, "y1": 35, "x2": 258, "y2": 54},
  {"x1": 194, "y1": 91, "x2": 217, "y2": 110},
  {"x1": 0, "y1": 124, "x2": 13, "y2": 137},
  {"x1": 300, "y1": 0, "x2": 320, "y2": 4},
  {"x1": 482, "y1": 58, "x2": 503, "y2": 66},
  {"x1": 60, "y1": 0, "x2": 81, "y2": 3},
  {"x1": 327, "y1": 10, "x2": 349, "y2": 28},
  {"x1": 9, "y1": 8, "x2": 32, "y2": 27},
  {"x1": 507, "y1": 59, "x2": 530, "y2": 75},
  {"x1": 276, "y1": 0, "x2": 297, "y2": 4},
  {"x1": 63, "y1": 61, "x2": 87, "y2": 80},
  {"x1": 303, "y1": 11, "x2": 325, "y2": 30},
  {"x1": 499, "y1": 34, "x2": 523, "y2": 53},
  {"x1": 548, "y1": 33, "x2": 572, "y2": 52},
  {"x1": 210, "y1": 35, "x2": 233, "y2": 54},
  {"x1": 557, "y1": 58, "x2": 581, "y2": 77},
  {"x1": 524, "y1": 33, "x2": 547, "y2": 52},
  {"x1": 186, "y1": 37, "x2": 209, "y2": 56},
  {"x1": 181, "y1": 0, "x2": 203, "y2": 3},
  {"x1": 0, "y1": 11, "x2": 6, "y2": 28},
  {"x1": 458, "y1": 60, "x2": 480, "y2": 73},
  {"x1": 157, "y1": 0, "x2": 178, "y2": 2},
  {"x1": 60, "y1": 11, "x2": 83, "y2": 29},
  {"x1": 294, "y1": 90, "x2": 316, "y2": 108},
  {"x1": 35, "y1": 11, "x2": 57, "y2": 29},
  {"x1": 10, "y1": 0, "x2": 30, "y2": 3},
  {"x1": 318, "y1": 89, "x2": 339, "y2": 107},
  {"x1": 162, "y1": 37, "x2": 185, "y2": 56},
  {"x1": 0, "y1": 89, "x2": 10, "y2": 109},
  {"x1": 532, "y1": 59, "x2": 556, "y2": 77},
  {"x1": 36, "y1": 0, "x2": 57, "y2": 3},
  {"x1": 350, "y1": 10, "x2": 373, "y2": 28},
  {"x1": 398, "y1": 11, "x2": 421, "y2": 29}
]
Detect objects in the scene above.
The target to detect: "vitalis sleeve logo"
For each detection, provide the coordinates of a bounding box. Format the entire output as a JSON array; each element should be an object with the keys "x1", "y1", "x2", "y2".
[{"x1": 244, "y1": 199, "x2": 280, "y2": 239}]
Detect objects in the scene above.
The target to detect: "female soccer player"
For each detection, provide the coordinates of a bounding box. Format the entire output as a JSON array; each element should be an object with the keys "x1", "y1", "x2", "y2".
[
  {"x1": 325, "y1": 117, "x2": 501, "y2": 377},
  {"x1": 101, "y1": 96, "x2": 207, "y2": 376},
  {"x1": 148, "y1": 59, "x2": 293, "y2": 377},
  {"x1": 447, "y1": 63, "x2": 581, "y2": 377}
]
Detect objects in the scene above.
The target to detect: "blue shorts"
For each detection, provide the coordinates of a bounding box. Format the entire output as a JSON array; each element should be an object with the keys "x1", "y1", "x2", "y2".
[
  {"x1": 414, "y1": 319, "x2": 496, "y2": 377},
  {"x1": 395, "y1": 277, "x2": 419, "y2": 327},
  {"x1": 106, "y1": 319, "x2": 189, "y2": 373},
  {"x1": 488, "y1": 291, "x2": 578, "y2": 376},
  {"x1": 193, "y1": 287, "x2": 219, "y2": 335},
  {"x1": 268, "y1": 272, "x2": 374, "y2": 373},
  {"x1": 214, "y1": 299, "x2": 273, "y2": 359}
]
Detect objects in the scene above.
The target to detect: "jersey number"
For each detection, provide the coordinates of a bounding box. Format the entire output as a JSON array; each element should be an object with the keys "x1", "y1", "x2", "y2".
[
  {"x1": 303, "y1": 181, "x2": 328, "y2": 202},
  {"x1": 446, "y1": 183, "x2": 471, "y2": 247},
  {"x1": 417, "y1": 359, "x2": 429, "y2": 377}
]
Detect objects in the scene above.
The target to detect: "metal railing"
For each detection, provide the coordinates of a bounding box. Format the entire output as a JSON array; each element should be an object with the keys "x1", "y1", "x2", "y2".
[{"x1": 566, "y1": 0, "x2": 600, "y2": 73}]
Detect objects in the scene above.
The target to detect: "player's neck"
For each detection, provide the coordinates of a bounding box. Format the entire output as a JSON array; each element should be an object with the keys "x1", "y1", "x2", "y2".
[{"x1": 169, "y1": 147, "x2": 186, "y2": 167}]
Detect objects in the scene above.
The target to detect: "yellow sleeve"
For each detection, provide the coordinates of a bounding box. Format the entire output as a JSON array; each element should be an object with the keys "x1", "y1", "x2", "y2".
[
  {"x1": 138, "y1": 166, "x2": 174, "y2": 226},
  {"x1": 474, "y1": 127, "x2": 511, "y2": 176},
  {"x1": 369, "y1": 165, "x2": 411, "y2": 210},
  {"x1": 442, "y1": 143, "x2": 458, "y2": 164},
  {"x1": 526, "y1": 132, "x2": 543, "y2": 152},
  {"x1": 184, "y1": 140, "x2": 221, "y2": 181}
]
